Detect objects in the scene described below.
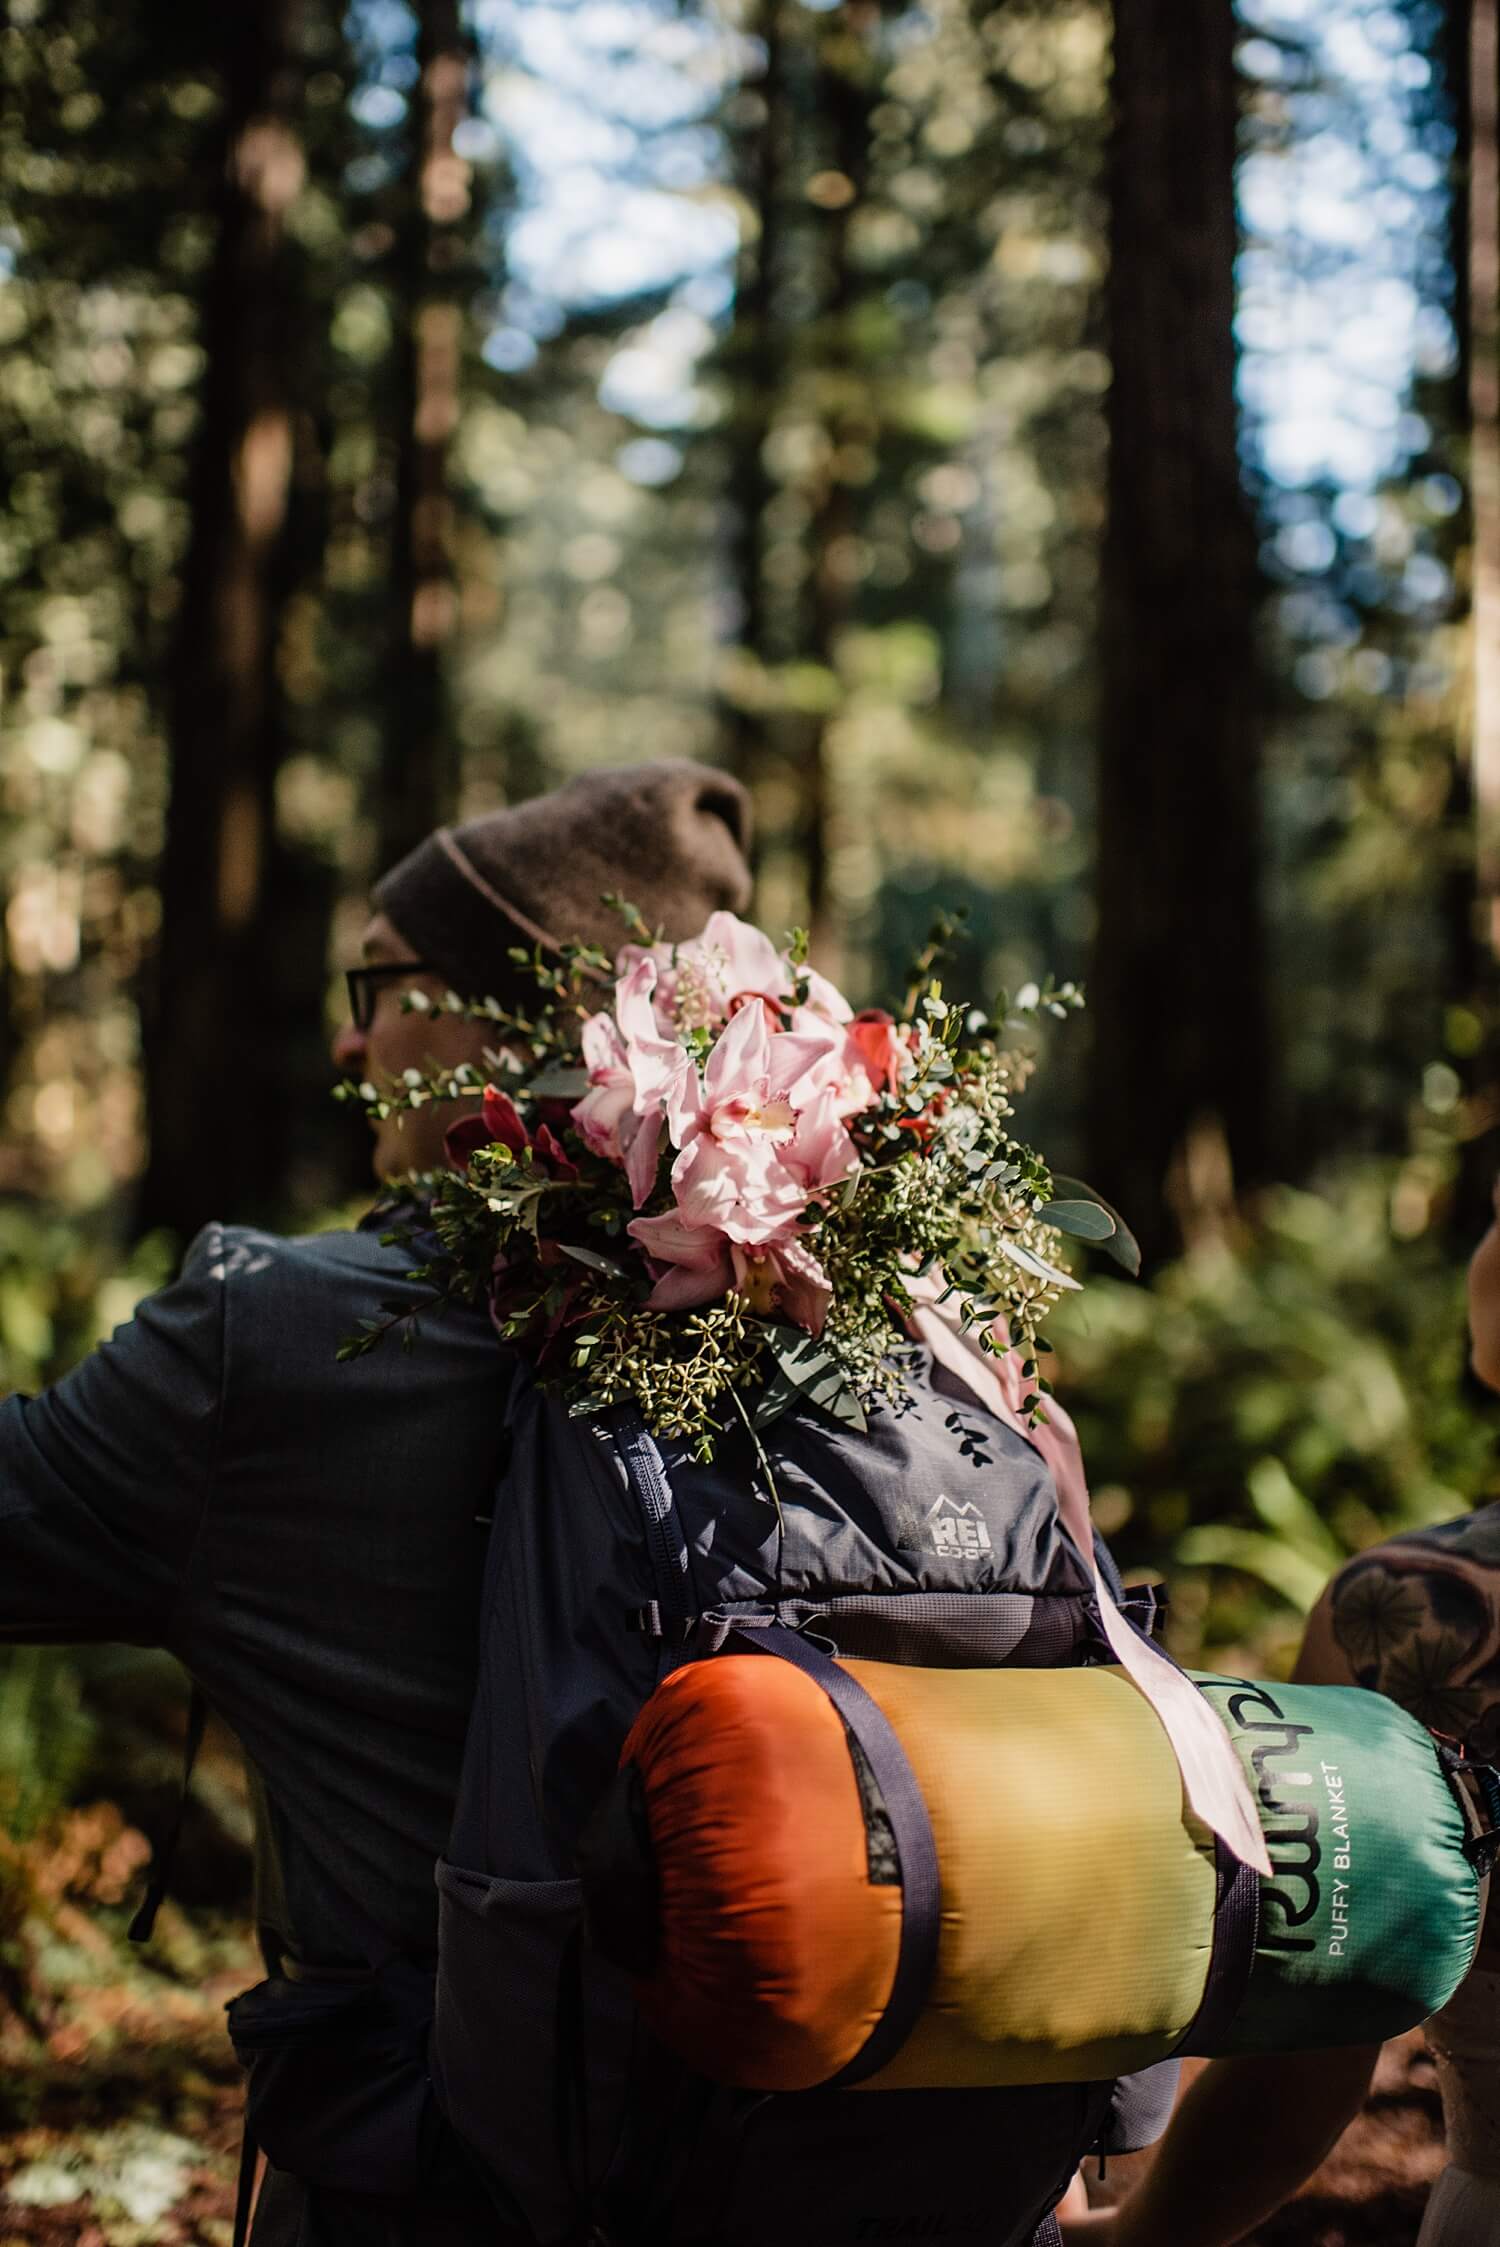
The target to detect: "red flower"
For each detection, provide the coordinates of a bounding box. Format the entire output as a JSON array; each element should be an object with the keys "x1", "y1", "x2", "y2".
[
  {"x1": 481, "y1": 1086, "x2": 529, "y2": 1155},
  {"x1": 533, "y1": 1123, "x2": 579, "y2": 1182},
  {"x1": 444, "y1": 1114, "x2": 491, "y2": 1168},
  {"x1": 849, "y1": 1009, "x2": 905, "y2": 1097},
  {"x1": 444, "y1": 1085, "x2": 579, "y2": 1179}
]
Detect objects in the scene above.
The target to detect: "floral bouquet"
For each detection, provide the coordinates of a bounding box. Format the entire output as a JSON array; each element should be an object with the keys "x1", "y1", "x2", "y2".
[{"x1": 340, "y1": 908, "x2": 1135, "y2": 1457}]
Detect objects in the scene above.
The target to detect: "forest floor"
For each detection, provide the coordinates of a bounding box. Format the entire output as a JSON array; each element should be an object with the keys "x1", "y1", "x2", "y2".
[
  {"x1": 0, "y1": 2009, "x2": 1450, "y2": 2247},
  {"x1": 0, "y1": 1875, "x2": 251, "y2": 2247}
]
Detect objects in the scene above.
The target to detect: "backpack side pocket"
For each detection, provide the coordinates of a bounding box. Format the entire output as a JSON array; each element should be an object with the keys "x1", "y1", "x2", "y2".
[
  {"x1": 433, "y1": 1860, "x2": 636, "y2": 2241},
  {"x1": 226, "y1": 1966, "x2": 441, "y2": 2196}
]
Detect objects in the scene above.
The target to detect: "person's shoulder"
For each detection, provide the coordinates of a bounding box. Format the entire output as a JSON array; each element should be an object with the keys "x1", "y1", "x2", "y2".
[
  {"x1": 176, "y1": 1216, "x2": 436, "y2": 1352},
  {"x1": 182, "y1": 1214, "x2": 502, "y2": 1396},
  {"x1": 182, "y1": 1215, "x2": 414, "y2": 1288}
]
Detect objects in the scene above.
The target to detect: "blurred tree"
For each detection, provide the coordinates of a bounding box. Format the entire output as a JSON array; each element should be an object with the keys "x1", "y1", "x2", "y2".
[
  {"x1": 137, "y1": 1, "x2": 322, "y2": 1243},
  {"x1": 797, "y1": 3, "x2": 879, "y2": 961},
  {"x1": 1087, "y1": 0, "x2": 1270, "y2": 1263},
  {"x1": 1467, "y1": 0, "x2": 1500, "y2": 939},
  {"x1": 1449, "y1": 0, "x2": 1500, "y2": 1222},
  {"x1": 378, "y1": 0, "x2": 473, "y2": 872},
  {"x1": 720, "y1": 0, "x2": 785, "y2": 806}
]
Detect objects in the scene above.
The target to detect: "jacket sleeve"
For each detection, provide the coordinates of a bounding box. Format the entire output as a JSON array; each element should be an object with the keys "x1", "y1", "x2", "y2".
[{"x1": 0, "y1": 1228, "x2": 225, "y2": 1644}]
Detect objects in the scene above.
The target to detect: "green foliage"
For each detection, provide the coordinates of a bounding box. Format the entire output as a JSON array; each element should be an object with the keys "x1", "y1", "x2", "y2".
[
  {"x1": 0, "y1": 1651, "x2": 91, "y2": 1846},
  {"x1": 0, "y1": 1210, "x2": 176, "y2": 1882},
  {"x1": 1054, "y1": 1166, "x2": 1497, "y2": 1669},
  {"x1": 0, "y1": 1203, "x2": 175, "y2": 1396}
]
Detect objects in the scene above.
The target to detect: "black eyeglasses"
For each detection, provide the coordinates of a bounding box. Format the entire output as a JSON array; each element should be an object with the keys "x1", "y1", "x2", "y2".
[{"x1": 345, "y1": 961, "x2": 445, "y2": 1032}]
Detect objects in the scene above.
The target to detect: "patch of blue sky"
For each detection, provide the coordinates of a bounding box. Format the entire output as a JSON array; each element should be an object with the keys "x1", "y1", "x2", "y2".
[
  {"x1": 1237, "y1": 0, "x2": 1456, "y2": 493},
  {"x1": 472, "y1": 0, "x2": 741, "y2": 420},
  {"x1": 466, "y1": 0, "x2": 1455, "y2": 489}
]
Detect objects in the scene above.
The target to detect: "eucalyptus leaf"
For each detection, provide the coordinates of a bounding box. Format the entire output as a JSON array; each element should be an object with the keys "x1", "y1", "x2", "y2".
[
  {"x1": 750, "y1": 1365, "x2": 803, "y2": 1431},
  {"x1": 557, "y1": 1241, "x2": 627, "y2": 1278},
  {"x1": 766, "y1": 1326, "x2": 869, "y2": 1431},
  {"x1": 1044, "y1": 1199, "x2": 1117, "y2": 1241},
  {"x1": 993, "y1": 1235, "x2": 1082, "y2": 1291},
  {"x1": 524, "y1": 1064, "x2": 590, "y2": 1100},
  {"x1": 1049, "y1": 1175, "x2": 1143, "y2": 1278}
]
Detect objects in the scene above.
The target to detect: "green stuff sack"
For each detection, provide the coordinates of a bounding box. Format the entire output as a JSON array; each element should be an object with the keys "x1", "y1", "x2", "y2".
[{"x1": 1196, "y1": 1673, "x2": 1487, "y2": 2052}]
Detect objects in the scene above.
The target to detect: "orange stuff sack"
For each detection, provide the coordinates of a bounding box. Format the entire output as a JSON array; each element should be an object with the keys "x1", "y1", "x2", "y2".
[{"x1": 608, "y1": 1652, "x2": 1218, "y2": 2093}]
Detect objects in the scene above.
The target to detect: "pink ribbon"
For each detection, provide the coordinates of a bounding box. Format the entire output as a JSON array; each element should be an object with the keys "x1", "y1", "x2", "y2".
[{"x1": 908, "y1": 1279, "x2": 1271, "y2": 1876}]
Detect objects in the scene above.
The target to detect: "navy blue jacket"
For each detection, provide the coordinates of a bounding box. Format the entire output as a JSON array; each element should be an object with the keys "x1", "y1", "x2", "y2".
[{"x1": 0, "y1": 1218, "x2": 514, "y2": 2239}]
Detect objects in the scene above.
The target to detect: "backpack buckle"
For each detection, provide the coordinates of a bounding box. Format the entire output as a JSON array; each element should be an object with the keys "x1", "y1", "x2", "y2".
[{"x1": 1438, "y1": 1743, "x2": 1500, "y2": 1874}]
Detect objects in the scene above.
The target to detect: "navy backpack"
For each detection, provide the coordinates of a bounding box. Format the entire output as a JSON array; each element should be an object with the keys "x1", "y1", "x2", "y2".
[{"x1": 422, "y1": 1343, "x2": 1190, "y2": 2247}]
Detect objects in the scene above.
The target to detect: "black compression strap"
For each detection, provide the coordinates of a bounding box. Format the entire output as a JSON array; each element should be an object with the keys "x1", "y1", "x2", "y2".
[
  {"x1": 734, "y1": 1622, "x2": 941, "y2": 2088},
  {"x1": 1176, "y1": 1835, "x2": 1260, "y2": 2056}
]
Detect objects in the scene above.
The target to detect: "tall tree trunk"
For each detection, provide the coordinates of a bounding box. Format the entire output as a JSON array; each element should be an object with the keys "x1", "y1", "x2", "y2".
[
  {"x1": 722, "y1": 0, "x2": 786, "y2": 802},
  {"x1": 378, "y1": 0, "x2": 471, "y2": 875},
  {"x1": 1447, "y1": 0, "x2": 1500, "y2": 1230},
  {"x1": 1470, "y1": 0, "x2": 1500, "y2": 919},
  {"x1": 799, "y1": 1, "x2": 875, "y2": 973},
  {"x1": 1086, "y1": 0, "x2": 1269, "y2": 1266},
  {"x1": 138, "y1": 1, "x2": 306, "y2": 1243}
]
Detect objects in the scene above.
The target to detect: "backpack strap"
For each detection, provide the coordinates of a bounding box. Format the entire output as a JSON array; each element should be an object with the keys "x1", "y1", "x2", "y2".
[
  {"x1": 729, "y1": 1619, "x2": 942, "y2": 2089},
  {"x1": 608, "y1": 1406, "x2": 695, "y2": 1638},
  {"x1": 129, "y1": 1682, "x2": 208, "y2": 1944},
  {"x1": 232, "y1": 2110, "x2": 261, "y2": 2247}
]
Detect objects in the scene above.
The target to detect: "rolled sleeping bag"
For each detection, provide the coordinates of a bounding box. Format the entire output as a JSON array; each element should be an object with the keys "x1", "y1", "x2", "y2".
[{"x1": 578, "y1": 1653, "x2": 1486, "y2": 2093}]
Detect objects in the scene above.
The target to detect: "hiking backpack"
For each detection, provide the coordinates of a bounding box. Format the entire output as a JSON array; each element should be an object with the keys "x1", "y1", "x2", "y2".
[{"x1": 428, "y1": 1342, "x2": 1207, "y2": 2247}]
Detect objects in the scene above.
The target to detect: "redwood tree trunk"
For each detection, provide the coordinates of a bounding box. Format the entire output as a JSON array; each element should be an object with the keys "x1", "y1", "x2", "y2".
[
  {"x1": 1086, "y1": 0, "x2": 1270, "y2": 1264},
  {"x1": 799, "y1": 1, "x2": 875, "y2": 972},
  {"x1": 722, "y1": 0, "x2": 786, "y2": 802},
  {"x1": 378, "y1": 0, "x2": 471, "y2": 875},
  {"x1": 1446, "y1": 0, "x2": 1500, "y2": 1232},
  {"x1": 138, "y1": 1, "x2": 306, "y2": 1242},
  {"x1": 1469, "y1": 0, "x2": 1500, "y2": 925}
]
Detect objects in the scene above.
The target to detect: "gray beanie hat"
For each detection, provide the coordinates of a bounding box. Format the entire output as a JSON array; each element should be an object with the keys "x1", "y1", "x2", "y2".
[{"x1": 373, "y1": 760, "x2": 755, "y2": 999}]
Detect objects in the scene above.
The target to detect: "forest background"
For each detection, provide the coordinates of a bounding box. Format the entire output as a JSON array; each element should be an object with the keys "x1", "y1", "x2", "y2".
[{"x1": 2, "y1": 0, "x2": 1499, "y2": 2238}]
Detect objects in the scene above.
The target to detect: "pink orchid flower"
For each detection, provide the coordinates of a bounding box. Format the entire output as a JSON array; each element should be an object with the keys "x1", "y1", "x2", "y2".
[
  {"x1": 731, "y1": 1237, "x2": 833, "y2": 1335},
  {"x1": 571, "y1": 1015, "x2": 638, "y2": 1165},
  {"x1": 666, "y1": 997, "x2": 858, "y2": 1248},
  {"x1": 571, "y1": 956, "x2": 687, "y2": 1207},
  {"x1": 619, "y1": 912, "x2": 804, "y2": 1035},
  {"x1": 625, "y1": 1209, "x2": 734, "y2": 1310},
  {"x1": 626, "y1": 1213, "x2": 833, "y2": 1335}
]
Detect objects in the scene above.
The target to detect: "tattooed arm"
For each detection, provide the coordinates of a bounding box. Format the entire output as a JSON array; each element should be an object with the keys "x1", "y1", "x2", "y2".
[{"x1": 1297, "y1": 1512, "x2": 1500, "y2": 1758}]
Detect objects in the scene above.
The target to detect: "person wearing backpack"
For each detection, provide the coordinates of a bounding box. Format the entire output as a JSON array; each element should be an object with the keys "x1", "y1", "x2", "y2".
[
  {"x1": 0, "y1": 752, "x2": 1394, "y2": 2247},
  {"x1": 0, "y1": 760, "x2": 766, "y2": 2245}
]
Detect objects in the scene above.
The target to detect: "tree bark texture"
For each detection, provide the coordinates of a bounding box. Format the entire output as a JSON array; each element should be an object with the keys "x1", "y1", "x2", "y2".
[
  {"x1": 1086, "y1": 0, "x2": 1270, "y2": 1264},
  {"x1": 1469, "y1": 0, "x2": 1500, "y2": 949},
  {"x1": 378, "y1": 0, "x2": 472, "y2": 875},
  {"x1": 799, "y1": 0, "x2": 877, "y2": 972},
  {"x1": 138, "y1": 0, "x2": 307, "y2": 1243},
  {"x1": 722, "y1": 0, "x2": 786, "y2": 800}
]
